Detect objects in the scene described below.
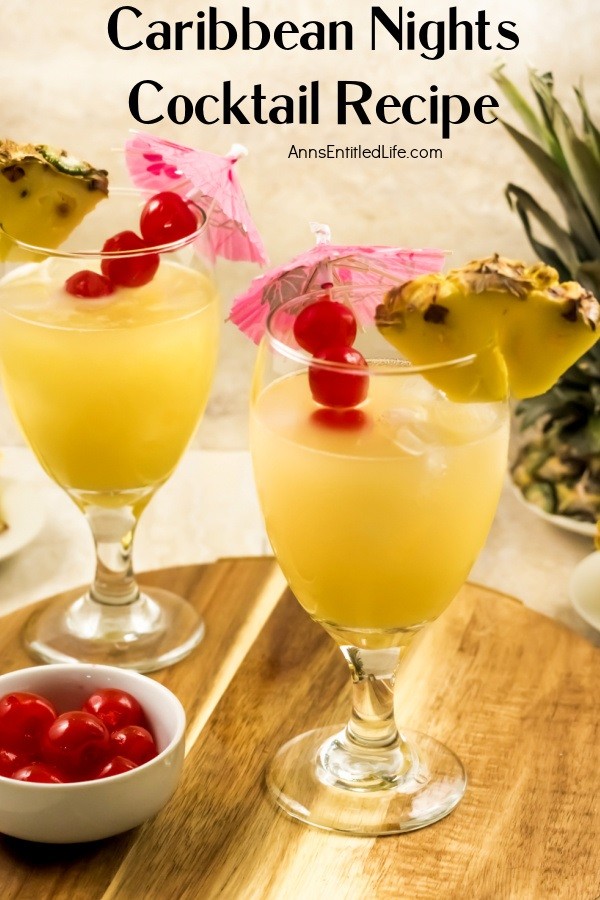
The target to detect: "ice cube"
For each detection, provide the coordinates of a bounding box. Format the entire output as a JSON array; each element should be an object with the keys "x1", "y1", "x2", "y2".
[
  {"x1": 431, "y1": 402, "x2": 501, "y2": 443},
  {"x1": 377, "y1": 405, "x2": 441, "y2": 456},
  {"x1": 378, "y1": 405, "x2": 427, "y2": 438},
  {"x1": 391, "y1": 425, "x2": 430, "y2": 456}
]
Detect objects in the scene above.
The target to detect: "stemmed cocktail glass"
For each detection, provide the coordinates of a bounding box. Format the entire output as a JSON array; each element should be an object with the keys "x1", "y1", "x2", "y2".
[
  {"x1": 0, "y1": 189, "x2": 219, "y2": 671},
  {"x1": 250, "y1": 287, "x2": 510, "y2": 834}
]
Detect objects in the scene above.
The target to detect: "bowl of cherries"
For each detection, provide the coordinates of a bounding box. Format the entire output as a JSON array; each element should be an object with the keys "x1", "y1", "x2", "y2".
[{"x1": 0, "y1": 664, "x2": 186, "y2": 843}]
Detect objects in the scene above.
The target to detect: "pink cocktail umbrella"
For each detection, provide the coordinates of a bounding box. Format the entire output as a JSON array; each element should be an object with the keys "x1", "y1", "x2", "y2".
[
  {"x1": 229, "y1": 222, "x2": 446, "y2": 343},
  {"x1": 125, "y1": 132, "x2": 268, "y2": 265}
]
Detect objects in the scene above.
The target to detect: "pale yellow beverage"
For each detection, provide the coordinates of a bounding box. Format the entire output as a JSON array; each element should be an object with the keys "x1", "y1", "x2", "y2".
[
  {"x1": 251, "y1": 371, "x2": 509, "y2": 632},
  {"x1": 0, "y1": 258, "x2": 219, "y2": 505}
]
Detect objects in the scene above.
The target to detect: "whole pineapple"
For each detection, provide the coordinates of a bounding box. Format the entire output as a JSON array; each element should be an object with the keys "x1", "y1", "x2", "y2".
[{"x1": 493, "y1": 66, "x2": 600, "y2": 523}]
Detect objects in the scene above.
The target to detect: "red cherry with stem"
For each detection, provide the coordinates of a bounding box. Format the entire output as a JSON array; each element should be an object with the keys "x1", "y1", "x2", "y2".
[
  {"x1": 82, "y1": 688, "x2": 146, "y2": 731},
  {"x1": 0, "y1": 691, "x2": 57, "y2": 755},
  {"x1": 96, "y1": 756, "x2": 138, "y2": 779},
  {"x1": 293, "y1": 298, "x2": 357, "y2": 355},
  {"x1": 309, "y1": 346, "x2": 369, "y2": 409},
  {"x1": 64, "y1": 270, "x2": 114, "y2": 299},
  {"x1": 101, "y1": 231, "x2": 159, "y2": 288},
  {"x1": 109, "y1": 725, "x2": 157, "y2": 765},
  {"x1": 12, "y1": 762, "x2": 65, "y2": 784},
  {"x1": 41, "y1": 710, "x2": 110, "y2": 780},
  {"x1": 140, "y1": 191, "x2": 198, "y2": 246}
]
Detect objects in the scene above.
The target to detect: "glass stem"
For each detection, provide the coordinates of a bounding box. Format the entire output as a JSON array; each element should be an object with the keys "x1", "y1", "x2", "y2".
[
  {"x1": 316, "y1": 641, "x2": 423, "y2": 790},
  {"x1": 341, "y1": 647, "x2": 400, "y2": 748},
  {"x1": 86, "y1": 506, "x2": 140, "y2": 606}
]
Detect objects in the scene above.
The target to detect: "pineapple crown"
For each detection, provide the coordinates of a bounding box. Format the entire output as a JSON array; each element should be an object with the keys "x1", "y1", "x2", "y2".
[
  {"x1": 492, "y1": 64, "x2": 600, "y2": 296},
  {"x1": 496, "y1": 65, "x2": 600, "y2": 446}
]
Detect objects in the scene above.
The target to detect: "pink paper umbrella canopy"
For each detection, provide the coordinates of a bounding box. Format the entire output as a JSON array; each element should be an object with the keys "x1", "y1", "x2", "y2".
[
  {"x1": 125, "y1": 132, "x2": 268, "y2": 265},
  {"x1": 229, "y1": 222, "x2": 446, "y2": 343}
]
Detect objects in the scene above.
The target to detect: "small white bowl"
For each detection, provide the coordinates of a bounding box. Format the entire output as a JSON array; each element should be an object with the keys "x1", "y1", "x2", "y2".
[
  {"x1": 569, "y1": 551, "x2": 600, "y2": 633},
  {"x1": 0, "y1": 663, "x2": 186, "y2": 843}
]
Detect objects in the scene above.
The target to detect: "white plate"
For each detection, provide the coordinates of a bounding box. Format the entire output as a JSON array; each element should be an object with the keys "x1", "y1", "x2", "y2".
[
  {"x1": 0, "y1": 478, "x2": 45, "y2": 561},
  {"x1": 510, "y1": 481, "x2": 596, "y2": 538},
  {"x1": 569, "y1": 552, "x2": 600, "y2": 632}
]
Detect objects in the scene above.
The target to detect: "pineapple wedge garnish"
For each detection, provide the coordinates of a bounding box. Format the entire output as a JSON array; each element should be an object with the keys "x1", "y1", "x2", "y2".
[
  {"x1": 376, "y1": 254, "x2": 600, "y2": 401},
  {"x1": 0, "y1": 140, "x2": 108, "y2": 259}
]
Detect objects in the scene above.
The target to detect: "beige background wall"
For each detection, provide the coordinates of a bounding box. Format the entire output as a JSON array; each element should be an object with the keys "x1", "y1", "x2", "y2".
[{"x1": 1, "y1": 0, "x2": 599, "y2": 448}]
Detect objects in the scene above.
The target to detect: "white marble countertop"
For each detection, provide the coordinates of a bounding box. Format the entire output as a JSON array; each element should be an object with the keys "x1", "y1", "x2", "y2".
[{"x1": 0, "y1": 445, "x2": 597, "y2": 647}]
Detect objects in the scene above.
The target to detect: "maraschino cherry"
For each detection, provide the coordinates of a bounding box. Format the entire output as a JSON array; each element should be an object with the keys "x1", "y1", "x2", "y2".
[
  {"x1": 309, "y1": 345, "x2": 369, "y2": 409},
  {"x1": 65, "y1": 190, "x2": 198, "y2": 297},
  {"x1": 293, "y1": 296, "x2": 357, "y2": 354},
  {"x1": 293, "y1": 294, "x2": 369, "y2": 411}
]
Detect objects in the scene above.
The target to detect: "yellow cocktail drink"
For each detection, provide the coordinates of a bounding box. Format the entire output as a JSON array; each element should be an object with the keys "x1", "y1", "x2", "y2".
[
  {"x1": 247, "y1": 264, "x2": 598, "y2": 836},
  {"x1": 0, "y1": 258, "x2": 219, "y2": 504},
  {"x1": 0, "y1": 160, "x2": 223, "y2": 670},
  {"x1": 251, "y1": 370, "x2": 508, "y2": 631}
]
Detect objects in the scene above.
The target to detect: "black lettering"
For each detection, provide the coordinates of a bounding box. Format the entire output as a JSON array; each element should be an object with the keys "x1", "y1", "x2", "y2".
[
  {"x1": 474, "y1": 95, "x2": 499, "y2": 124},
  {"x1": 269, "y1": 94, "x2": 294, "y2": 124},
  {"x1": 299, "y1": 20, "x2": 325, "y2": 50},
  {"x1": 497, "y1": 21, "x2": 519, "y2": 50},
  {"x1": 195, "y1": 95, "x2": 219, "y2": 125},
  {"x1": 251, "y1": 85, "x2": 269, "y2": 124},
  {"x1": 370, "y1": 7, "x2": 402, "y2": 50},
  {"x1": 129, "y1": 80, "x2": 163, "y2": 124},
  {"x1": 175, "y1": 20, "x2": 194, "y2": 50},
  {"x1": 167, "y1": 94, "x2": 193, "y2": 125},
  {"x1": 441, "y1": 94, "x2": 470, "y2": 138},
  {"x1": 338, "y1": 81, "x2": 372, "y2": 124},
  {"x1": 376, "y1": 94, "x2": 402, "y2": 124},
  {"x1": 430, "y1": 85, "x2": 439, "y2": 124},
  {"x1": 147, "y1": 20, "x2": 170, "y2": 51},
  {"x1": 475, "y1": 10, "x2": 492, "y2": 50},
  {"x1": 420, "y1": 20, "x2": 445, "y2": 60},
  {"x1": 406, "y1": 10, "x2": 416, "y2": 49},
  {"x1": 273, "y1": 21, "x2": 298, "y2": 49},
  {"x1": 402, "y1": 94, "x2": 427, "y2": 125},
  {"x1": 223, "y1": 82, "x2": 250, "y2": 124},
  {"x1": 210, "y1": 7, "x2": 236, "y2": 50},
  {"x1": 107, "y1": 5, "x2": 142, "y2": 50},
  {"x1": 449, "y1": 6, "x2": 473, "y2": 50},
  {"x1": 330, "y1": 20, "x2": 352, "y2": 50},
  {"x1": 243, "y1": 7, "x2": 270, "y2": 49},
  {"x1": 196, "y1": 11, "x2": 206, "y2": 49}
]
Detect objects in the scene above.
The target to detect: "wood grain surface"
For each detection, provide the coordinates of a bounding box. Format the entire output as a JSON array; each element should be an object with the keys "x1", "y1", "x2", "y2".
[{"x1": 0, "y1": 559, "x2": 597, "y2": 900}]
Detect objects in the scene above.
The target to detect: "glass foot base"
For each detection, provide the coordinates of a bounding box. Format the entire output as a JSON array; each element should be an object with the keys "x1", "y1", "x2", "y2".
[
  {"x1": 266, "y1": 725, "x2": 466, "y2": 835},
  {"x1": 23, "y1": 587, "x2": 205, "y2": 672}
]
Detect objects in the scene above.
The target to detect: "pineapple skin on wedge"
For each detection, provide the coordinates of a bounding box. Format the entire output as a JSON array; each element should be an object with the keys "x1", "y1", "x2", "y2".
[
  {"x1": 376, "y1": 255, "x2": 600, "y2": 401},
  {"x1": 0, "y1": 140, "x2": 108, "y2": 260}
]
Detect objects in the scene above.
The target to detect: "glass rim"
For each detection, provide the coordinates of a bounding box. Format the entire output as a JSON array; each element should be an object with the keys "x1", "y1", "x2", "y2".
[
  {"x1": 264, "y1": 288, "x2": 492, "y2": 377},
  {"x1": 0, "y1": 188, "x2": 213, "y2": 259}
]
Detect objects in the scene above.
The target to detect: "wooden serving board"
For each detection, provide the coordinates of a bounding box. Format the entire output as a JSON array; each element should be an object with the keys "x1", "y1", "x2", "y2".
[{"x1": 0, "y1": 559, "x2": 597, "y2": 900}]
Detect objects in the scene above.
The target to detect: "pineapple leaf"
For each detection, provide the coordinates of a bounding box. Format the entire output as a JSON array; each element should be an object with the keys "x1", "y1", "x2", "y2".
[
  {"x1": 576, "y1": 261, "x2": 600, "y2": 295},
  {"x1": 516, "y1": 345, "x2": 600, "y2": 429},
  {"x1": 574, "y1": 84, "x2": 600, "y2": 163},
  {"x1": 491, "y1": 64, "x2": 553, "y2": 151},
  {"x1": 505, "y1": 184, "x2": 580, "y2": 277},
  {"x1": 552, "y1": 104, "x2": 600, "y2": 225},
  {"x1": 499, "y1": 119, "x2": 600, "y2": 260},
  {"x1": 527, "y1": 70, "x2": 567, "y2": 167}
]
